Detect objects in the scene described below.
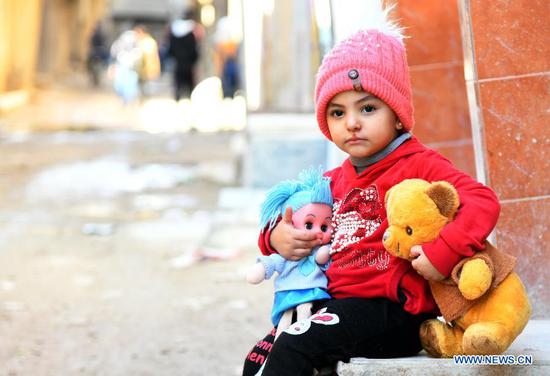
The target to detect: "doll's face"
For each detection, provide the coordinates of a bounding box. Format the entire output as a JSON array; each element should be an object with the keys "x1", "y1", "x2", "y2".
[{"x1": 292, "y1": 203, "x2": 333, "y2": 244}]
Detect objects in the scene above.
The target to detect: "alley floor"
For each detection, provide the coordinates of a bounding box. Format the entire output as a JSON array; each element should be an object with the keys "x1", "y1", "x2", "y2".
[{"x1": 0, "y1": 86, "x2": 271, "y2": 375}]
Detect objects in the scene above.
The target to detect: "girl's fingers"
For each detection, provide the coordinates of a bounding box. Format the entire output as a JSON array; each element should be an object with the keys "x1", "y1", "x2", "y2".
[
  {"x1": 282, "y1": 207, "x2": 293, "y2": 224},
  {"x1": 293, "y1": 239, "x2": 320, "y2": 249},
  {"x1": 292, "y1": 229, "x2": 319, "y2": 241},
  {"x1": 293, "y1": 248, "x2": 313, "y2": 259}
]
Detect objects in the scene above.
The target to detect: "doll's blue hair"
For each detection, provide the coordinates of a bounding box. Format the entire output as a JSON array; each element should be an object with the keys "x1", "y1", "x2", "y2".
[{"x1": 259, "y1": 167, "x2": 333, "y2": 230}]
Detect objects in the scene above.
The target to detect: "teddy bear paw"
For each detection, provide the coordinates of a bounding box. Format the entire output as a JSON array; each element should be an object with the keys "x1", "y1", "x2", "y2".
[
  {"x1": 458, "y1": 258, "x2": 492, "y2": 300},
  {"x1": 463, "y1": 322, "x2": 508, "y2": 355},
  {"x1": 420, "y1": 319, "x2": 463, "y2": 358}
]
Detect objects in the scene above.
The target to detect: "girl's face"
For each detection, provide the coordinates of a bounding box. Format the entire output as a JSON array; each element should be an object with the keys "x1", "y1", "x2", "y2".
[
  {"x1": 292, "y1": 203, "x2": 333, "y2": 244},
  {"x1": 326, "y1": 90, "x2": 402, "y2": 159}
]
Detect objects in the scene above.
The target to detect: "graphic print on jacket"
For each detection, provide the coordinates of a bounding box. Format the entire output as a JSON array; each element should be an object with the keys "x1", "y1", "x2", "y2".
[{"x1": 330, "y1": 185, "x2": 389, "y2": 266}]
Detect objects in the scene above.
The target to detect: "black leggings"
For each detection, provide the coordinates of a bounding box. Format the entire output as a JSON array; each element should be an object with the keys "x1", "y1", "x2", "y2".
[{"x1": 242, "y1": 298, "x2": 432, "y2": 376}]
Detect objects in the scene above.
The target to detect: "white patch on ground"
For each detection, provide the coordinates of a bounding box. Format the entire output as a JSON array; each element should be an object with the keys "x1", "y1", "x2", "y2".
[
  {"x1": 224, "y1": 299, "x2": 248, "y2": 310},
  {"x1": 100, "y1": 289, "x2": 124, "y2": 300},
  {"x1": 196, "y1": 160, "x2": 237, "y2": 185},
  {"x1": 131, "y1": 194, "x2": 198, "y2": 211},
  {"x1": 70, "y1": 202, "x2": 120, "y2": 218},
  {"x1": 117, "y1": 210, "x2": 212, "y2": 243},
  {"x1": 24, "y1": 158, "x2": 197, "y2": 201},
  {"x1": 172, "y1": 296, "x2": 216, "y2": 312},
  {"x1": 3, "y1": 301, "x2": 25, "y2": 312},
  {"x1": 0, "y1": 280, "x2": 16, "y2": 291},
  {"x1": 81, "y1": 223, "x2": 115, "y2": 236},
  {"x1": 74, "y1": 274, "x2": 95, "y2": 288}
]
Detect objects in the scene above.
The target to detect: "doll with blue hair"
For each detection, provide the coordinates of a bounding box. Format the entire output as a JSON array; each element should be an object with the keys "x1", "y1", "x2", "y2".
[{"x1": 246, "y1": 168, "x2": 333, "y2": 339}]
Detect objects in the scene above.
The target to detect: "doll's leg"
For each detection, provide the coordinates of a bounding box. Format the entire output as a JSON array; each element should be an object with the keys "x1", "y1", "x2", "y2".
[
  {"x1": 275, "y1": 309, "x2": 294, "y2": 339},
  {"x1": 296, "y1": 302, "x2": 313, "y2": 322}
]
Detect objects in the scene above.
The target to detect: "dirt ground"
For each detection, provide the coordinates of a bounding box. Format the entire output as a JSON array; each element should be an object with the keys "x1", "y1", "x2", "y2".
[{"x1": 0, "y1": 128, "x2": 273, "y2": 376}]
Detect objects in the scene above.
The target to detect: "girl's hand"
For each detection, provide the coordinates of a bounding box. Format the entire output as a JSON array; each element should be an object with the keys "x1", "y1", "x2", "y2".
[
  {"x1": 410, "y1": 245, "x2": 445, "y2": 281},
  {"x1": 269, "y1": 207, "x2": 323, "y2": 261}
]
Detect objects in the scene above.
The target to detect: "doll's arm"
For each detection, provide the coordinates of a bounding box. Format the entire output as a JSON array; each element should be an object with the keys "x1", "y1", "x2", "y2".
[
  {"x1": 246, "y1": 263, "x2": 267, "y2": 284},
  {"x1": 314, "y1": 245, "x2": 331, "y2": 266},
  {"x1": 246, "y1": 254, "x2": 285, "y2": 284}
]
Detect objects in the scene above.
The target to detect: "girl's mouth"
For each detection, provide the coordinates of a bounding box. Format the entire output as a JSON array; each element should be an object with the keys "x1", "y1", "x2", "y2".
[{"x1": 346, "y1": 137, "x2": 366, "y2": 144}]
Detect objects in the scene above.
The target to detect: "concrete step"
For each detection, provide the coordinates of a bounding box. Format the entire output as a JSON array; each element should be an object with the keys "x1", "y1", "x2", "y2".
[{"x1": 337, "y1": 320, "x2": 550, "y2": 375}]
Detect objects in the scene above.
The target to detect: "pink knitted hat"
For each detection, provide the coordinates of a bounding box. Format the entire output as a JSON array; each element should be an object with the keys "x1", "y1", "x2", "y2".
[{"x1": 315, "y1": 27, "x2": 414, "y2": 140}]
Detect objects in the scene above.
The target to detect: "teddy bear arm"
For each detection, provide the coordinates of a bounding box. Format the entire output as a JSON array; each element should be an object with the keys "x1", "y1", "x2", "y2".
[{"x1": 458, "y1": 258, "x2": 493, "y2": 300}]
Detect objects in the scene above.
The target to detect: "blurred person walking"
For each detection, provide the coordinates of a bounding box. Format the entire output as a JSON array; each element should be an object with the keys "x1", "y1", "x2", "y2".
[
  {"x1": 109, "y1": 25, "x2": 160, "y2": 104},
  {"x1": 87, "y1": 22, "x2": 109, "y2": 87},
  {"x1": 109, "y1": 27, "x2": 142, "y2": 104},
  {"x1": 214, "y1": 17, "x2": 241, "y2": 98},
  {"x1": 134, "y1": 25, "x2": 161, "y2": 96},
  {"x1": 168, "y1": 9, "x2": 200, "y2": 101}
]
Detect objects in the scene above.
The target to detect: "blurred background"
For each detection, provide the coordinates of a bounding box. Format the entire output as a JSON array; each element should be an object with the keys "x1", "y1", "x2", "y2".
[{"x1": 0, "y1": 0, "x2": 548, "y2": 375}]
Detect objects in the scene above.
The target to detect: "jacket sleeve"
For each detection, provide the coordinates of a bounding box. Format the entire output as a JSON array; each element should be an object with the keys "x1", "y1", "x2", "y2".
[
  {"x1": 415, "y1": 151, "x2": 501, "y2": 277},
  {"x1": 258, "y1": 220, "x2": 280, "y2": 256}
]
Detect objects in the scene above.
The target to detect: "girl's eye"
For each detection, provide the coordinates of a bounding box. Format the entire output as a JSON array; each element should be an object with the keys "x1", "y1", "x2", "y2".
[
  {"x1": 406, "y1": 226, "x2": 413, "y2": 236},
  {"x1": 321, "y1": 225, "x2": 328, "y2": 232},
  {"x1": 305, "y1": 222, "x2": 313, "y2": 230},
  {"x1": 361, "y1": 105, "x2": 376, "y2": 113},
  {"x1": 330, "y1": 110, "x2": 344, "y2": 118}
]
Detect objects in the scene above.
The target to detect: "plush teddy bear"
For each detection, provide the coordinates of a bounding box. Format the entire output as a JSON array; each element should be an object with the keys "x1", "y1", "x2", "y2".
[{"x1": 382, "y1": 179, "x2": 531, "y2": 357}]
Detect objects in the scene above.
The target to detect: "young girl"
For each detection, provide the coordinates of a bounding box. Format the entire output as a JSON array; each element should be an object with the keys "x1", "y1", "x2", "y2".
[{"x1": 242, "y1": 9, "x2": 500, "y2": 376}]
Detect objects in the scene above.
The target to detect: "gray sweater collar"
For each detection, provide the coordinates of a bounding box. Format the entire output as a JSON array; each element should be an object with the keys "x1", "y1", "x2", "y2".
[{"x1": 350, "y1": 132, "x2": 411, "y2": 173}]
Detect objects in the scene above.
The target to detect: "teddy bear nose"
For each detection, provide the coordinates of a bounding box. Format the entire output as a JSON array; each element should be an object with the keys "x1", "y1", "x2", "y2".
[{"x1": 383, "y1": 230, "x2": 390, "y2": 242}]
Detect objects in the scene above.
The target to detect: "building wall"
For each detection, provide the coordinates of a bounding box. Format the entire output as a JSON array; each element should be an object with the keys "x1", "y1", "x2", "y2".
[
  {"x1": 37, "y1": 0, "x2": 108, "y2": 80},
  {"x1": 0, "y1": 0, "x2": 42, "y2": 94},
  {"x1": 0, "y1": 0, "x2": 107, "y2": 100},
  {"x1": 397, "y1": 0, "x2": 549, "y2": 318},
  {"x1": 111, "y1": 0, "x2": 172, "y2": 19},
  {"x1": 397, "y1": 0, "x2": 475, "y2": 177},
  {"x1": 460, "y1": 0, "x2": 550, "y2": 318},
  {"x1": 258, "y1": 0, "x2": 318, "y2": 112}
]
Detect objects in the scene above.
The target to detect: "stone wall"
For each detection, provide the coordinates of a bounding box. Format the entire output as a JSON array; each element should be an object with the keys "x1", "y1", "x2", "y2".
[
  {"x1": 37, "y1": 0, "x2": 108, "y2": 80},
  {"x1": 459, "y1": 0, "x2": 550, "y2": 318},
  {"x1": 258, "y1": 0, "x2": 319, "y2": 112},
  {"x1": 396, "y1": 0, "x2": 475, "y2": 177},
  {"x1": 0, "y1": 0, "x2": 107, "y2": 100},
  {"x1": 0, "y1": 0, "x2": 42, "y2": 94}
]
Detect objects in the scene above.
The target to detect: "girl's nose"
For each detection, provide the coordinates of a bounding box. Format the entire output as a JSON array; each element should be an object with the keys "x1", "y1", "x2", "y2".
[{"x1": 346, "y1": 115, "x2": 360, "y2": 130}]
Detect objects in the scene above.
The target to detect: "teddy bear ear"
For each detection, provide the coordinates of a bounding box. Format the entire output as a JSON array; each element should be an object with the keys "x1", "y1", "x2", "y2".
[{"x1": 425, "y1": 181, "x2": 460, "y2": 219}]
